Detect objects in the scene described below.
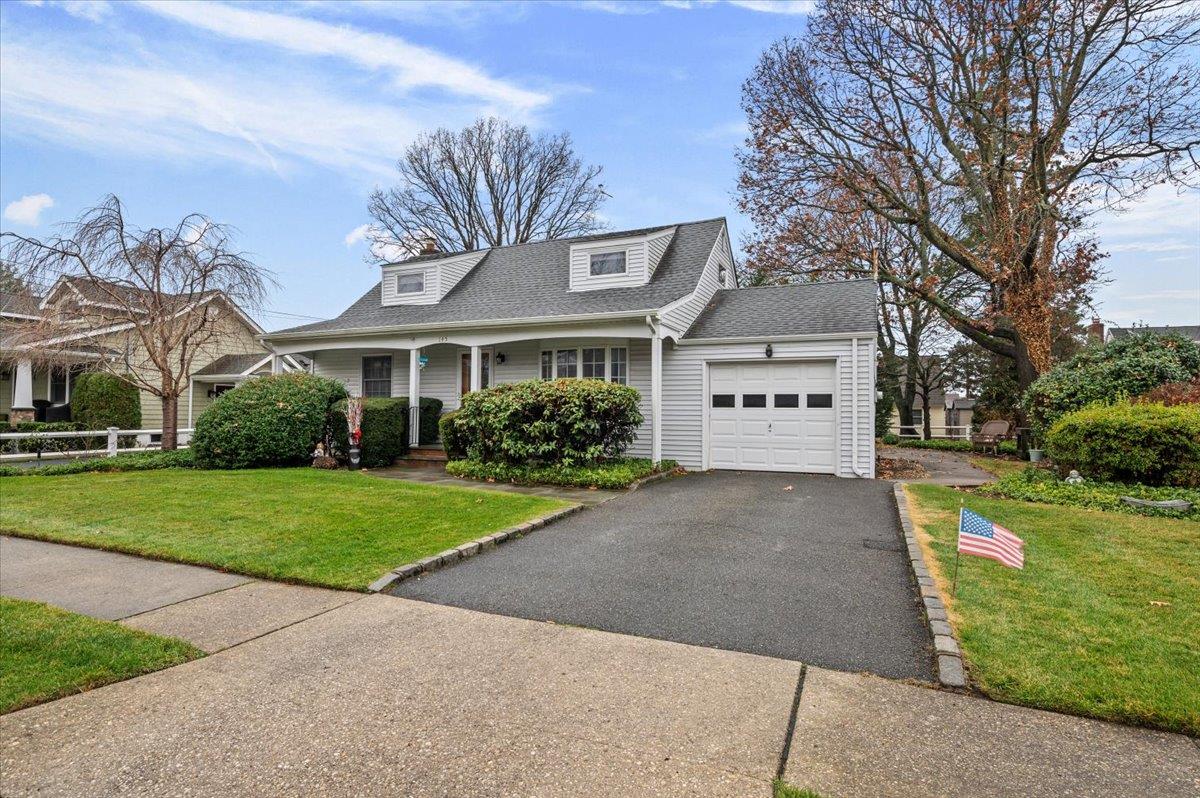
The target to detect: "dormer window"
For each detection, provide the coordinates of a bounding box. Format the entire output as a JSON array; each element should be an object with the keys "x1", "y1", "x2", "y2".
[
  {"x1": 395, "y1": 272, "x2": 425, "y2": 295},
  {"x1": 589, "y1": 251, "x2": 627, "y2": 276}
]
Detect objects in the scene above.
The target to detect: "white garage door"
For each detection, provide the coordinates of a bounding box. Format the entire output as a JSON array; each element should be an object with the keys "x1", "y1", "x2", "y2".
[{"x1": 708, "y1": 360, "x2": 837, "y2": 473}]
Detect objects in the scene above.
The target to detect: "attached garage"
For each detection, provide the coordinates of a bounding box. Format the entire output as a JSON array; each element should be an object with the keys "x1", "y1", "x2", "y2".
[
  {"x1": 707, "y1": 360, "x2": 837, "y2": 473},
  {"x1": 660, "y1": 280, "x2": 878, "y2": 478}
]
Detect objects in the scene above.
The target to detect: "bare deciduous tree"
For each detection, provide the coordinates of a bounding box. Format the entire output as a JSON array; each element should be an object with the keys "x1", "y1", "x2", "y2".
[
  {"x1": 1, "y1": 196, "x2": 272, "y2": 449},
  {"x1": 739, "y1": 0, "x2": 1199, "y2": 396},
  {"x1": 367, "y1": 117, "x2": 607, "y2": 258}
]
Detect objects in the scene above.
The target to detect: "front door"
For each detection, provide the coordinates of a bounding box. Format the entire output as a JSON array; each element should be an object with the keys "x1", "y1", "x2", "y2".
[{"x1": 460, "y1": 350, "x2": 492, "y2": 396}]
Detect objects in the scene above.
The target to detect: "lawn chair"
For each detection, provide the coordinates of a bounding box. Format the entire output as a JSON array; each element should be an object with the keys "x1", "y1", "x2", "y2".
[{"x1": 970, "y1": 420, "x2": 1012, "y2": 454}]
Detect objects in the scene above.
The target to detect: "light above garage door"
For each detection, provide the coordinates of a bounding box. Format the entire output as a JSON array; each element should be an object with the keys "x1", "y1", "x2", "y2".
[{"x1": 708, "y1": 360, "x2": 837, "y2": 473}]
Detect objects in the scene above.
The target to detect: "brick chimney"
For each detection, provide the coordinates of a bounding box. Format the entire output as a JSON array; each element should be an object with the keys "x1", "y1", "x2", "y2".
[
  {"x1": 1088, "y1": 316, "x2": 1105, "y2": 343},
  {"x1": 419, "y1": 236, "x2": 440, "y2": 255}
]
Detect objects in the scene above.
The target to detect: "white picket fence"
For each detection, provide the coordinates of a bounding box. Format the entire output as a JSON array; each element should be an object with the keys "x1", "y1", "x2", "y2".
[
  {"x1": 0, "y1": 427, "x2": 194, "y2": 462},
  {"x1": 888, "y1": 424, "x2": 972, "y2": 440}
]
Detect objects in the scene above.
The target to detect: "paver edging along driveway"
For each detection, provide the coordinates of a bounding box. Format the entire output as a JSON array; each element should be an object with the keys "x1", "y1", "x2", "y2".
[{"x1": 392, "y1": 470, "x2": 936, "y2": 681}]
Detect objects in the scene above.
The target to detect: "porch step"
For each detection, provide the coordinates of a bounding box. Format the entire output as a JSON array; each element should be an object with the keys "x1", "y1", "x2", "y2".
[{"x1": 394, "y1": 446, "x2": 448, "y2": 468}]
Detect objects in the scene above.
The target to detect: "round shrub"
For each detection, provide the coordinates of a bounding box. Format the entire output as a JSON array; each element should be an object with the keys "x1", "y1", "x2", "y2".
[
  {"x1": 70, "y1": 372, "x2": 141, "y2": 430},
  {"x1": 1045, "y1": 402, "x2": 1200, "y2": 487},
  {"x1": 331, "y1": 397, "x2": 407, "y2": 468},
  {"x1": 454, "y1": 378, "x2": 643, "y2": 466},
  {"x1": 1023, "y1": 333, "x2": 1200, "y2": 435},
  {"x1": 191, "y1": 373, "x2": 347, "y2": 469}
]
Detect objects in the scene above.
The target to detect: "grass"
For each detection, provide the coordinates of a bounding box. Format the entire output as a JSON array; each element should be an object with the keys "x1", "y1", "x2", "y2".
[
  {"x1": 968, "y1": 455, "x2": 1028, "y2": 479},
  {"x1": 0, "y1": 597, "x2": 201, "y2": 714},
  {"x1": 906, "y1": 483, "x2": 1199, "y2": 735},
  {"x1": 0, "y1": 469, "x2": 571, "y2": 590},
  {"x1": 981, "y1": 467, "x2": 1199, "y2": 520},
  {"x1": 445, "y1": 457, "x2": 679, "y2": 490},
  {"x1": 773, "y1": 781, "x2": 824, "y2": 798}
]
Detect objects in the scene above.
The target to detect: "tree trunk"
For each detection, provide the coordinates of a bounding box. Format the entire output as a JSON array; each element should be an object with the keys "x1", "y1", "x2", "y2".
[
  {"x1": 1011, "y1": 335, "x2": 1041, "y2": 457},
  {"x1": 921, "y1": 392, "x2": 932, "y2": 440},
  {"x1": 160, "y1": 394, "x2": 179, "y2": 451}
]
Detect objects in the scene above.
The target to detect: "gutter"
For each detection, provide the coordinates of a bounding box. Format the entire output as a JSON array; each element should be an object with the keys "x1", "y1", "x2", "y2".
[{"x1": 262, "y1": 308, "x2": 663, "y2": 343}]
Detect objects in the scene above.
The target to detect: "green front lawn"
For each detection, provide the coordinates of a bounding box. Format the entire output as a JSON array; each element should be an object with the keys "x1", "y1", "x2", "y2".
[
  {"x1": 968, "y1": 455, "x2": 1028, "y2": 479},
  {"x1": 906, "y1": 484, "x2": 1199, "y2": 735},
  {"x1": 0, "y1": 469, "x2": 571, "y2": 590},
  {"x1": 0, "y1": 597, "x2": 201, "y2": 714}
]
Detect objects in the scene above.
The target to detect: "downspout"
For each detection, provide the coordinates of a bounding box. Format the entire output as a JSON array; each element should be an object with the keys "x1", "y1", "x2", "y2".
[
  {"x1": 187, "y1": 377, "x2": 194, "y2": 428},
  {"x1": 851, "y1": 337, "x2": 868, "y2": 478}
]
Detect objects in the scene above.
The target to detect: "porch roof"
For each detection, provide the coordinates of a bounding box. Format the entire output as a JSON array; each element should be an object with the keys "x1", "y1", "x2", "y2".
[{"x1": 267, "y1": 218, "x2": 726, "y2": 339}]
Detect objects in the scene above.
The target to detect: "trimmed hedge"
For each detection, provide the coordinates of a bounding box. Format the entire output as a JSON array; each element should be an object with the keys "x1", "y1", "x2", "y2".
[
  {"x1": 980, "y1": 466, "x2": 1200, "y2": 520},
  {"x1": 415, "y1": 397, "x2": 443, "y2": 445},
  {"x1": 332, "y1": 398, "x2": 408, "y2": 468},
  {"x1": 70, "y1": 373, "x2": 141, "y2": 430},
  {"x1": 1045, "y1": 402, "x2": 1200, "y2": 488},
  {"x1": 881, "y1": 432, "x2": 900, "y2": 445},
  {"x1": 452, "y1": 379, "x2": 643, "y2": 466},
  {"x1": 896, "y1": 437, "x2": 1018, "y2": 455},
  {"x1": 1024, "y1": 333, "x2": 1200, "y2": 434},
  {"x1": 0, "y1": 450, "x2": 195, "y2": 478},
  {"x1": 439, "y1": 410, "x2": 467, "y2": 460},
  {"x1": 191, "y1": 373, "x2": 348, "y2": 469},
  {"x1": 446, "y1": 457, "x2": 677, "y2": 490}
]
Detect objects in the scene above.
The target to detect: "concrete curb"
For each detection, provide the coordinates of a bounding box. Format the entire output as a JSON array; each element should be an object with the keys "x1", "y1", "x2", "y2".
[
  {"x1": 892, "y1": 483, "x2": 968, "y2": 689},
  {"x1": 366, "y1": 505, "x2": 585, "y2": 593}
]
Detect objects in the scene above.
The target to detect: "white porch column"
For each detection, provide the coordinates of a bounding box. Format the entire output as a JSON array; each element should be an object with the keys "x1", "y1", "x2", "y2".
[
  {"x1": 469, "y1": 345, "x2": 482, "y2": 393},
  {"x1": 408, "y1": 348, "x2": 421, "y2": 447},
  {"x1": 650, "y1": 332, "x2": 663, "y2": 464},
  {"x1": 12, "y1": 359, "x2": 34, "y2": 418},
  {"x1": 271, "y1": 355, "x2": 282, "y2": 374}
]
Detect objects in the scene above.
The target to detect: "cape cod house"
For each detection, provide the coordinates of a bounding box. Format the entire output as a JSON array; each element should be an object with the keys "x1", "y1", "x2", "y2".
[{"x1": 264, "y1": 218, "x2": 878, "y2": 477}]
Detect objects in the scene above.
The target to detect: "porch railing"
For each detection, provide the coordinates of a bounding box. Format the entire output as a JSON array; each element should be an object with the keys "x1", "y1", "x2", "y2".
[{"x1": 0, "y1": 427, "x2": 194, "y2": 462}]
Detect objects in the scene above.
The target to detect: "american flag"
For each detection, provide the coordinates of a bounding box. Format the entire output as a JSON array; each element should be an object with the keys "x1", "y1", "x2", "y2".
[{"x1": 958, "y1": 508, "x2": 1024, "y2": 569}]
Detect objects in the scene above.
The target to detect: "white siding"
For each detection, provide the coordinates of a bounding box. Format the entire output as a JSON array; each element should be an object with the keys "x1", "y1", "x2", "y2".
[
  {"x1": 661, "y1": 226, "x2": 732, "y2": 335},
  {"x1": 661, "y1": 337, "x2": 875, "y2": 477},
  {"x1": 311, "y1": 349, "x2": 411, "y2": 398},
  {"x1": 416, "y1": 344, "x2": 461, "y2": 410},
  {"x1": 569, "y1": 237, "x2": 650, "y2": 292},
  {"x1": 380, "y1": 265, "x2": 438, "y2": 306},
  {"x1": 645, "y1": 228, "x2": 676, "y2": 278}
]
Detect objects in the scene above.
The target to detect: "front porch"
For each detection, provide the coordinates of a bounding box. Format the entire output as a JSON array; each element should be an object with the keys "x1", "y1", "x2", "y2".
[{"x1": 271, "y1": 319, "x2": 670, "y2": 459}]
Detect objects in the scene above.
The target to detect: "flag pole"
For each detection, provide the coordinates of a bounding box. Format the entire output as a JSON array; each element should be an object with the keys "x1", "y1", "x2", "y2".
[{"x1": 952, "y1": 501, "x2": 963, "y2": 598}]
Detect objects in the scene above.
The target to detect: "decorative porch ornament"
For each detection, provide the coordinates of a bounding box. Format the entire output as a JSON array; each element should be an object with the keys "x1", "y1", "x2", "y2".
[
  {"x1": 765, "y1": 344, "x2": 773, "y2": 358},
  {"x1": 418, "y1": 355, "x2": 429, "y2": 370},
  {"x1": 345, "y1": 396, "x2": 364, "y2": 468},
  {"x1": 310, "y1": 441, "x2": 337, "y2": 470},
  {"x1": 1065, "y1": 470, "x2": 1084, "y2": 484}
]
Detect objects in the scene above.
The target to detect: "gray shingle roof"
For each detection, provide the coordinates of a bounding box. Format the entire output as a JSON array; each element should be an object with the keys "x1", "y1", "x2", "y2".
[
  {"x1": 193, "y1": 353, "x2": 269, "y2": 376},
  {"x1": 684, "y1": 280, "x2": 878, "y2": 340},
  {"x1": 1109, "y1": 325, "x2": 1200, "y2": 342},
  {"x1": 269, "y1": 219, "x2": 725, "y2": 336}
]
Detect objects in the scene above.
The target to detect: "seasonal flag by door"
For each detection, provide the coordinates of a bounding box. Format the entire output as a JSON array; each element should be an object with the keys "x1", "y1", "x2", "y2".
[{"x1": 958, "y1": 508, "x2": 1024, "y2": 569}]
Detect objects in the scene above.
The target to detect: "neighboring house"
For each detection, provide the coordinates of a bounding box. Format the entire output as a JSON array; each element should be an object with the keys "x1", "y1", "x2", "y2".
[
  {"x1": 0, "y1": 279, "x2": 294, "y2": 432},
  {"x1": 264, "y1": 218, "x2": 878, "y2": 477},
  {"x1": 888, "y1": 389, "x2": 976, "y2": 438},
  {"x1": 1106, "y1": 323, "x2": 1200, "y2": 343}
]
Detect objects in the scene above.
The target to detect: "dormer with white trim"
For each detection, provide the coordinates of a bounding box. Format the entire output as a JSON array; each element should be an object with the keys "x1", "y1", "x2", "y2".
[
  {"x1": 380, "y1": 249, "x2": 488, "y2": 306},
  {"x1": 568, "y1": 226, "x2": 675, "y2": 292}
]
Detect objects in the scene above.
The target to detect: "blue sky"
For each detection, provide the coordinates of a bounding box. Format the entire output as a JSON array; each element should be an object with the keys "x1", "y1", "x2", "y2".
[{"x1": 2, "y1": 0, "x2": 1197, "y2": 333}]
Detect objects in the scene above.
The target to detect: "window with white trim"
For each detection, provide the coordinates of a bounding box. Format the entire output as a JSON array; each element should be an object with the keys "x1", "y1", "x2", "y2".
[
  {"x1": 555, "y1": 349, "x2": 578, "y2": 378},
  {"x1": 361, "y1": 355, "x2": 392, "y2": 397},
  {"x1": 608, "y1": 347, "x2": 627, "y2": 385},
  {"x1": 395, "y1": 272, "x2": 425, "y2": 295},
  {"x1": 581, "y1": 348, "x2": 605, "y2": 379},
  {"x1": 540, "y1": 351, "x2": 553, "y2": 380},
  {"x1": 589, "y1": 251, "x2": 626, "y2": 276}
]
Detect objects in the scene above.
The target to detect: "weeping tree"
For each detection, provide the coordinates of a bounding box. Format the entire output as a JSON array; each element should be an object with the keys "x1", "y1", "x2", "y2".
[
  {"x1": 366, "y1": 117, "x2": 607, "y2": 258},
  {"x1": 739, "y1": 0, "x2": 1199, "y2": 399},
  {"x1": 0, "y1": 196, "x2": 272, "y2": 449}
]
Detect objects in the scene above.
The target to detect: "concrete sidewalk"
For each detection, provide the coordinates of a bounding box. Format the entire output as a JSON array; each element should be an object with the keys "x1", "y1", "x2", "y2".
[
  {"x1": 879, "y1": 444, "x2": 995, "y2": 486},
  {"x1": 0, "y1": 535, "x2": 360, "y2": 653},
  {"x1": 1, "y1": 538, "x2": 1195, "y2": 797}
]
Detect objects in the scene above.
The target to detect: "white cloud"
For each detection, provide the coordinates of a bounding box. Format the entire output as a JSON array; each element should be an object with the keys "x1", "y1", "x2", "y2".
[
  {"x1": 0, "y1": 40, "x2": 477, "y2": 178},
  {"x1": 344, "y1": 223, "x2": 371, "y2": 247},
  {"x1": 727, "y1": 0, "x2": 815, "y2": 13},
  {"x1": 58, "y1": 0, "x2": 112, "y2": 21},
  {"x1": 137, "y1": 1, "x2": 549, "y2": 113},
  {"x1": 3, "y1": 193, "x2": 55, "y2": 226}
]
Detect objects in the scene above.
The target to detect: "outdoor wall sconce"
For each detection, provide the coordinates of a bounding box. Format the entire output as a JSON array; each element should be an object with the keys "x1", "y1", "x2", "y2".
[
  {"x1": 765, "y1": 344, "x2": 773, "y2": 358},
  {"x1": 496, "y1": 352, "x2": 506, "y2": 364}
]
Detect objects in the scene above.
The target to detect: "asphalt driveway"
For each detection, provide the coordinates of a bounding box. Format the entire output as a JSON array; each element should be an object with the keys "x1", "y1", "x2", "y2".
[{"x1": 392, "y1": 471, "x2": 934, "y2": 680}]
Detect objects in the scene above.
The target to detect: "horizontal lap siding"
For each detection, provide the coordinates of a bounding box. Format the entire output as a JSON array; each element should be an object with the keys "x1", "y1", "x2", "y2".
[
  {"x1": 311, "y1": 349, "x2": 411, "y2": 398},
  {"x1": 661, "y1": 338, "x2": 875, "y2": 477}
]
